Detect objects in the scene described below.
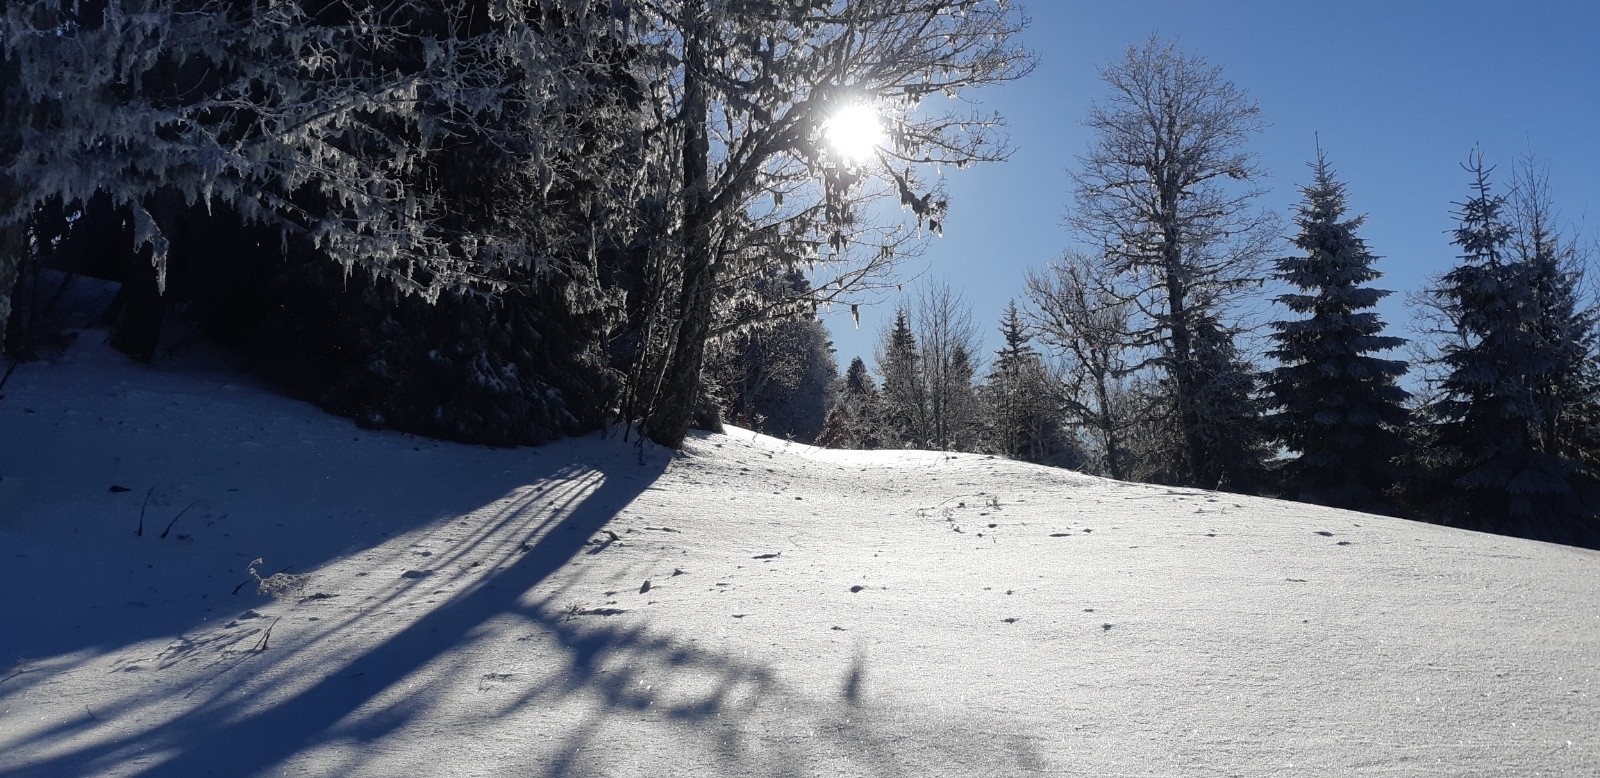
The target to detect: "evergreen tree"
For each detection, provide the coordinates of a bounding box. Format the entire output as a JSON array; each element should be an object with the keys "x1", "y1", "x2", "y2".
[
  {"x1": 702, "y1": 271, "x2": 838, "y2": 442},
  {"x1": 876, "y1": 307, "x2": 928, "y2": 447},
  {"x1": 983, "y1": 303, "x2": 1080, "y2": 466},
  {"x1": 1187, "y1": 314, "x2": 1270, "y2": 492},
  {"x1": 817, "y1": 356, "x2": 884, "y2": 449},
  {"x1": 1508, "y1": 158, "x2": 1600, "y2": 508},
  {"x1": 944, "y1": 344, "x2": 982, "y2": 452},
  {"x1": 1424, "y1": 151, "x2": 1600, "y2": 544},
  {"x1": 1266, "y1": 150, "x2": 1411, "y2": 512}
]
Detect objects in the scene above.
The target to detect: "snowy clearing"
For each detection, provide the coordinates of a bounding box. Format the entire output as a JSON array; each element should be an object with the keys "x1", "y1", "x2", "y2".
[{"x1": 1, "y1": 336, "x2": 1598, "y2": 777}]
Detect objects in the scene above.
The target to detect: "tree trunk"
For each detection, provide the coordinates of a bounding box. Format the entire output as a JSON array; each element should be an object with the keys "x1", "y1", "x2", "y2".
[
  {"x1": 643, "y1": 1, "x2": 714, "y2": 449},
  {"x1": 1162, "y1": 226, "x2": 1204, "y2": 485},
  {"x1": 1092, "y1": 371, "x2": 1126, "y2": 481},
  {"x1": 0, "y1": 223, "x2": 20, "y2": 357}
]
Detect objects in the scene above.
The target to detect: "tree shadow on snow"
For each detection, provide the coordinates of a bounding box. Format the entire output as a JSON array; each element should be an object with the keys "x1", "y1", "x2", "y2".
[
  {"x1": 4, "y1": 438, "x2": 1044, "y2": 777},
  {"x1": 1, "y1": 441, "x2": 663, "y2": 774},
  {"x1": 1, "y1": 355, "x2": 1045, "y2": 777}
]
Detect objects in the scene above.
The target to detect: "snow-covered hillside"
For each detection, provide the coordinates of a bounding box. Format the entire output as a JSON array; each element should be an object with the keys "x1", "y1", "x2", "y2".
[{"x1": 2, "y1": 336, "x2": 1597, "y2": 777}]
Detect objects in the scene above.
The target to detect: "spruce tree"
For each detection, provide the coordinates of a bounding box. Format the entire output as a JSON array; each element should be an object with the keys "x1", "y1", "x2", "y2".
[
  {"x1": 1425, "y1": 151, "x2": 1600, "y2": 544},
  {"x1": 983, "y1": 303, "x2": 1078, "y2": 466},
  {"x1": 1188, "y1": 315, "x2": 1271, "y2": 492},
  {"x1": 817, "y1": 356, "x2": 884, "y2": 449},
  {"x1": 702, "y1": 270, "x2": 838, "y2": 441},
  {"x1": 1266, "y1": 150, "x2": 1411, "y2": 512},
  {"x1": 1508, "y1": 159, "x2": 1600, "y2": 510},
  {"x1": 876, "y1": 308, "x2": 928, "y2": 447},
  {"x1": 944, "y1": 344, "x2": 981, "y2": 452}
]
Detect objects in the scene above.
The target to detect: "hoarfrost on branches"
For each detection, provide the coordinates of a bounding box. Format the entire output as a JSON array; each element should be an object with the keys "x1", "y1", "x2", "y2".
[{"x1": 0, "y1": 0, "x2": 632, "y2": 300}]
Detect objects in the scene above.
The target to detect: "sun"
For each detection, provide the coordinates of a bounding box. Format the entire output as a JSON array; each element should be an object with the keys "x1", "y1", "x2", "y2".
[{"x1": 824, "y1": 103, "x2": 885, "y2": 165}]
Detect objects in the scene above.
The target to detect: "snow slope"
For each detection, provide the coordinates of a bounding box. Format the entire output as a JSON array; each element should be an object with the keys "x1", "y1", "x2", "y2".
[{"x1": 1, "y1": 335, "x2": 1597, "y2": 777}]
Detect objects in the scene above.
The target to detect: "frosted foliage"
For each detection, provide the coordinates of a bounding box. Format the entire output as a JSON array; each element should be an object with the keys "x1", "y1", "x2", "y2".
[
  {"x1": 636, "y1": 0, "x2": 1030, "y2": 311},
  {"x1": 1, "y1": 0, "x2": 626, "y2": 299}
]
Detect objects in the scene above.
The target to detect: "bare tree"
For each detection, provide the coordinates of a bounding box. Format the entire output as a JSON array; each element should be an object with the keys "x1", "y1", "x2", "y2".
[
  {"x1": 629, "y1": 0, "x2": 1033, "y2": 447},
  {"x1": 1066, "y1": 36, "x2": 1276, "y2": 486},
  {"x1": 915, "y1": 279, "x2": 981, "y2": 451},
  {"x1": 1024, "y1": 251, "x2": 1138, "y2": 478}
]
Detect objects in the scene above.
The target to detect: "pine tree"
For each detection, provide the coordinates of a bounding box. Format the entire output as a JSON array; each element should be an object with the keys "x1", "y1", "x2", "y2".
[
  {"x1": 983, "y1": 303, "x2": 1079, "y2": 466},
  {"x1": 1187, "y1": 314, "x2": 1270, "y2": 492},
  {"x1": 944, "y1": 344, "x2": 981, "y2": 452},
  {"x1": 816, "y1": 356, "x2": 884, "y2": 449},
  {"x1": 876, "y1": 307, "x2": 928, "y2": 447},
  {"x1": 702, "y1": 271, "x2": 838, "y2": 442},
  {"x1": 1424, "y1": 150, "x2": 1600, "y2": 544},
  {"x1": 1266, "y1": 149, "x2": 1411, "y2": 512}
]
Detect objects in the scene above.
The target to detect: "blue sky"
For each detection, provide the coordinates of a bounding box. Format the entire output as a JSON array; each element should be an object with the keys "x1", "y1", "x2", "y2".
[{"x1": 821, "y1": 0, "x2": 1600, "y2": 377}]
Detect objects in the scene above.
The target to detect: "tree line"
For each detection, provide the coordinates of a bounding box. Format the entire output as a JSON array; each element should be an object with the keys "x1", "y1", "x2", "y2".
[
  {"x1": 796, "y1": 38, "x2": 1599, "y2": 549},
  {"x1": 2, "y1": 10, "x2": 1593, "y2": 547}
]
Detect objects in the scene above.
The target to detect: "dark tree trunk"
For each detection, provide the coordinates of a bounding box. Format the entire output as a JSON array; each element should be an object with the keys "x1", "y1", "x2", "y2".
[
  {"x1": 107, "y1": 245, "x2": 165, "y2": 363},
  {"x1": 1092, "y1": 371, "x2": 1126, "y2": 481},
  {"x1": 643, "y1": 0, "x2": 715, "y2": 449},
  {"x1": 107, "y1": 194, "x2": 187, "y2": 363},
  {"x1": 0, "y1": 223, "x2": 20, "y2": 357},
  {"x1": 1163, "y1": 238, "x2": 1204, "y2": 485}
]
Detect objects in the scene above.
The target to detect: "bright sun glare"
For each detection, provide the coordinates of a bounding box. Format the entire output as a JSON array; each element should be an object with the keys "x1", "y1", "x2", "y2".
[{"x1": 824, "y1": 104, "x2": 885, "y2": 164}]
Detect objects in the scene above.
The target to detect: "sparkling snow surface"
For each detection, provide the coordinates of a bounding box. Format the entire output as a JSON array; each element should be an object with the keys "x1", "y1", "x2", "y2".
[{"x1": 2, "y1": 336, "x2": 1597, "y2": 777}]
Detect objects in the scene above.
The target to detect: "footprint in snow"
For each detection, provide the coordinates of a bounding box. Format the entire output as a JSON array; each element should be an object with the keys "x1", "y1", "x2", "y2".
[
  {"x1": 1315, "y1": 531, "x2": 1335, "y2": 537},
  {"x1": 400, "y1": 570, "x2": 433, "y2": 579}
]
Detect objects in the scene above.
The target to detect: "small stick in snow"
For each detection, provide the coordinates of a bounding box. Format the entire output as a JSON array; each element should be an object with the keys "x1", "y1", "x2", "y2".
[
  {"x1": 136, "y1": 488, "x2": 153, "y2": 537},
  {"x1": 160, "y1": 499, "x2": 204, "y2": 539},
  {"x1": 252, "y1": 617, "x2": 281, "y2": 652}
]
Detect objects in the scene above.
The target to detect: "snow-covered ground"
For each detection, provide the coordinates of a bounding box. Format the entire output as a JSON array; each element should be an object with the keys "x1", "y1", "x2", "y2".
[{"x1": 1, "y1": 334, "x2": 1597, "y2": 777}]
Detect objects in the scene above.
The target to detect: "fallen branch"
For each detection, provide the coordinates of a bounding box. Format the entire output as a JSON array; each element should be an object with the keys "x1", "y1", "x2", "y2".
[
  {"x1": 160, "y1": 499, "x2": 205, "y2": 539},
  {"x1": 136, "y1": 488, "x2": 153, "y2": 537}
]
